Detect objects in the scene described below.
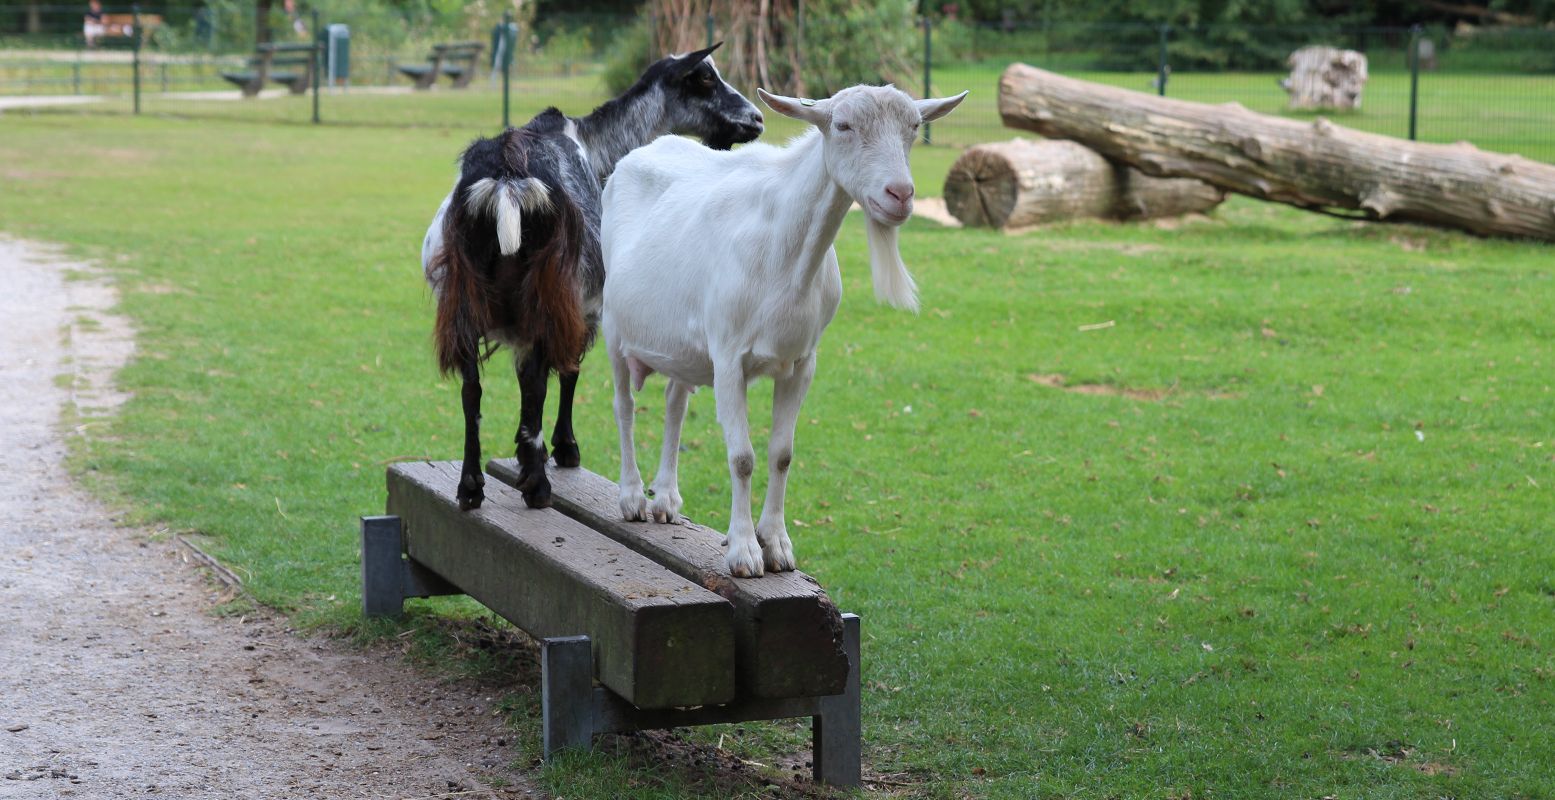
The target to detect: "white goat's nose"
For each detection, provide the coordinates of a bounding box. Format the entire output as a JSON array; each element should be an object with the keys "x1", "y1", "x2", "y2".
[{"x1": 884, "y1": 183, "x2": 914, "y2": 204}]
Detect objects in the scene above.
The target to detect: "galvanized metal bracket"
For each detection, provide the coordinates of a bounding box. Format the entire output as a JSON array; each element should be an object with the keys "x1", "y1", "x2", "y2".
[
  {"x1": 359, "y1": 515, "x2": 460, "y2": 617},
  {"x1": 540, "y1": 613, "x2": 863, "y2": 788}
]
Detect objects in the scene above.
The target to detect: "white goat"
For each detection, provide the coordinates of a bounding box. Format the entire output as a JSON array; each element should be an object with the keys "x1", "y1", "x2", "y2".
[{"x1": 600, "y1": 84, "x2": 966, "y2": 577}]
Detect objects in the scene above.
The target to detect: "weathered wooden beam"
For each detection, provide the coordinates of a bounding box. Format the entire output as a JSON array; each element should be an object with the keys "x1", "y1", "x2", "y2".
[
  {"x1": 385, "y1": 461, "x2": 737, "y2": 709},
  {"x1": 998, "y1": 63, "x2": 1555, "y2": 241},
  {"x1": 488, "y1": 459, "x2": 849, "y2": 700}
]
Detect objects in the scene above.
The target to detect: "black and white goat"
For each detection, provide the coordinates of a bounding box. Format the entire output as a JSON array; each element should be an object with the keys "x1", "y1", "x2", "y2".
[{"x1": 422, "y1": 44, "x2": 763, "y2": 511}]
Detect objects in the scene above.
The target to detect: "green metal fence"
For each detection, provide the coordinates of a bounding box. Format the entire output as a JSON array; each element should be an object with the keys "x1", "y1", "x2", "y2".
[
  {"x1": 919, "y1": 18, "x2": 1555, "y2": 162},
  {"x1": 3, "y1": 6, "x2": 1551, "y2": 163}
]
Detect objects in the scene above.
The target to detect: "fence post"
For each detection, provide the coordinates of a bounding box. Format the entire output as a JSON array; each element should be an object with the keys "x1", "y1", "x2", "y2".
[
  {"x1": 922, "y1": 15, "x2": 932, "y2": 145},
  {"x1": 131, "y1": 4, "x2": 142, "y2": 114},
  {"x1": 502, "y1": 10, "x2": 513, "y2": 130},
  {"x1": 706, "y1": 11, "x2": 715, "y2": 48},
  {"x1": 1408, "y1": 24, "x2": 1422, "y2": 141},
  {"x1": 1156, "y1": 24, "x2": 1169, "y2": 97},
  {"x1": 311, "y1": 10, "x2": 321, "y2": 124}
]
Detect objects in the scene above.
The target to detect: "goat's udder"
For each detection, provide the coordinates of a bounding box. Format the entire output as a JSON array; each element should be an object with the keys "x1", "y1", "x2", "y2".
[{"x1": 627, "y1": 356, "x2": 654, "y2": 392}]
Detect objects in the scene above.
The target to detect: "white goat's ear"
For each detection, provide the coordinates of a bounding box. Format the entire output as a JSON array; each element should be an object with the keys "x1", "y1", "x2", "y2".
[
  {"x1": 916, "y1": 91, "x2": 969, "y2": 123},
  {"x1": 758, "y1": 88, "x2": 829, "y2": 127}
]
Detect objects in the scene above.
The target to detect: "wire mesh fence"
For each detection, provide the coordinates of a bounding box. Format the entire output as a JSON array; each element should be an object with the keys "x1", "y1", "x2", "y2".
[
  {"x1": 0, "y1": 5, "x2": 635, "y2": 129},
  {"x1": 922, "y1": 19, "x2": 1555, "y2": 162},
  {"x1": 3, "y1": 6, "x2": 1551, "y2": 162}
]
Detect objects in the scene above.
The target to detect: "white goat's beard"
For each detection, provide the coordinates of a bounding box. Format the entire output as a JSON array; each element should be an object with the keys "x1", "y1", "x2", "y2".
[{"x1": 865, "y1": 217, "x2": 920, "y2": 313}]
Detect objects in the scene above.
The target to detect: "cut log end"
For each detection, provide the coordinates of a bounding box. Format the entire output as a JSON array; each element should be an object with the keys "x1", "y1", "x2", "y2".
[{"x1": 1284, "y1": 46, "x2": 1368, "y2": 111}]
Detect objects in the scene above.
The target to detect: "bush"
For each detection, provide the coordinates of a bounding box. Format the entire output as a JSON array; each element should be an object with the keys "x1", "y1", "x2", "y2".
[
  {"x1": 602, "y1": 13, "x2": 654, "y2": 95},
  {"x1": 601, "y1": 0, "x2": 921, "y2": 99},
  {"x1": 539, "y1": 24, "x2": 595, "y2": 74}
]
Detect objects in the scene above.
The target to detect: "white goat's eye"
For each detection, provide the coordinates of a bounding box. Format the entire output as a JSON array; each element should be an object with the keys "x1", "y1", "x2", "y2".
[{"x1": 834, "y1": 121, "x2": 851, "y2": 132}]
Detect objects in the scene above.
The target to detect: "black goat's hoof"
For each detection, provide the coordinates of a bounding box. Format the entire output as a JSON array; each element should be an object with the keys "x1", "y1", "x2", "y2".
[
  {"x1": 552, "y1": 438, "x2": 581, "y2": 469},
  {"x1": 457, "y1": 473, "x2": 485, "y2": 510},
  {"x1": 515, "y1": 464, "x2": 544, "y2": 493},
  {"x1": 522, "y1": 477, "x2": 553, "y2": 509}
]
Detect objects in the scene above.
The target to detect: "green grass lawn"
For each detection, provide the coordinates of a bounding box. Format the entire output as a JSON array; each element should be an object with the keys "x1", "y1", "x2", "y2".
[{"x1": 2, "y1": 92, "x2": 1552, "y2": 799}]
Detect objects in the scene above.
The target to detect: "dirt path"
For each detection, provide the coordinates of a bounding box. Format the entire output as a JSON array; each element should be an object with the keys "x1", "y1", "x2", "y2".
[{"x1": 0, "y1": 238, "x2": 536, "y2": 799}]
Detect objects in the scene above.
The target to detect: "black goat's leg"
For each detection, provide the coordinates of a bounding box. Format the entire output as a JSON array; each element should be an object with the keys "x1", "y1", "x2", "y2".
[
  {"x1": 457, "y1": 355, "x2": 485, "y2": 510},
  {"x1": 551, "y1": 363, "x2": 581, "y2": 469},
  {"x1": 514, "y1": 350, "x2": 553, "y2": 508}
]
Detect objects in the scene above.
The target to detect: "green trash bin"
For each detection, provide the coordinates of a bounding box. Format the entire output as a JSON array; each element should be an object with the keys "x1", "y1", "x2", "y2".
[
  {"x1": 491, "y1": 21, "x2": 518, "y2": 73},
  {"x1": 326, "y1": 23, "x2": 350, "y2": 87}
]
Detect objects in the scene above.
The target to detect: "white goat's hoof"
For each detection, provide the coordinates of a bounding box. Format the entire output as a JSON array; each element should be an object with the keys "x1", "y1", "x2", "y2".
[
  {"x1": 758, "y1": 523, "x2": 795, "y2": 573},
  {"x1": 648, "y1": 488, "x2": 682, "y2": 524},
  {"x1": 619, "y1": 485, "x2": 648, "y2": 521},
  {"x1": 724, "y1": 528, "x2": 765, "y2": 578}
]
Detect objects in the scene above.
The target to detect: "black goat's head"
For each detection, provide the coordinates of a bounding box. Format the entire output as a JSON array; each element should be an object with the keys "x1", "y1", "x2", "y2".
[{"x1": 645, "y1": 43, "x2": 764, "y2": 150}]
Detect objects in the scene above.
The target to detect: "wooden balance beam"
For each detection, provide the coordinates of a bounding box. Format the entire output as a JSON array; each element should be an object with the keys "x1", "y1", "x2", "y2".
[
  {"x1": 362, "y1": 460, "x2": 861, "y2": 787},
  {"x1": 487, "y1": 458, "x2": 850, "y2": 700}
]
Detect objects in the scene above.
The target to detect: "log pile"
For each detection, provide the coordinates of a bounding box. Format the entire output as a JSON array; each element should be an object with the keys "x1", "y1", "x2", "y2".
[
  {"x1": 943, "y1": 139, "x2": 1225, "y2": 229},
  {"x1": 998, "y1": 63, "x2": 1555, "y2": 241},
  {"x1": 1281, "y1": 46, "x2": 1369, "y2": 111}
]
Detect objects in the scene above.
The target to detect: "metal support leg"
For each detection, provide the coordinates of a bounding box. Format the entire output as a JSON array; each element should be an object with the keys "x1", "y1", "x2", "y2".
[
  {"x1": 542, "y1": 635, "x2": 595, "y2": 757},
  {"x1": 813, "y1": 613, "x2": 861, "y2": 788},
  {"x1": 360, "y1": 515, "x2": 405, "y2": 618}
]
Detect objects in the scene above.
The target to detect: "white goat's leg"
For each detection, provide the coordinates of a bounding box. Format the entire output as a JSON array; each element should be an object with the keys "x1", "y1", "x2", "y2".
[
  {"x1": 648, "y1": 379, "x2": 691, "y2": 523},
  {"x1": 755, "y1": 357, "x2": 814, "y2": 573},
  {"x1": 611, "y1": 346, "x2": 648, "y2": 521},
  {"x1": 714, "y1": 360, "x2": 762, "y2": 577}
]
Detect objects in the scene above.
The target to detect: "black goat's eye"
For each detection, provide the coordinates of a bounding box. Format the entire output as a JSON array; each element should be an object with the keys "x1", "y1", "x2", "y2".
[
  {"x1": 834, "y1": 121, "x2": 851, "y2": 132},
  {"x1": 699, "y1": 73, "x2": 715, "y2": 87}
]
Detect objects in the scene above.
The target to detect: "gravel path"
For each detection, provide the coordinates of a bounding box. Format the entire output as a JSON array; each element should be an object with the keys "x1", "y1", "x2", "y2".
[{"x1": 0, "y1": 238, "x2": 536, "y2": 799}]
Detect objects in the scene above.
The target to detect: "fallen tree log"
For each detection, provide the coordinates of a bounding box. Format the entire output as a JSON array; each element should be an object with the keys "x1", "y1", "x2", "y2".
[
  {"x1": 943, "y1": 139, "x2": 1225, "y2": 228},
  {"x1": 998, "y1": 63, "x2": 1555, "y2": 241}
]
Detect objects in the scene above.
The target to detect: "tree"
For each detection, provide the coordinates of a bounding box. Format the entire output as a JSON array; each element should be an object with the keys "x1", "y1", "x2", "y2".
[
  {"x1": 255, "y1": 0, "x2": 271, "y2": 45},
  {"x1": 615, "y1": 0, "x2": 919, "y2": 96}
]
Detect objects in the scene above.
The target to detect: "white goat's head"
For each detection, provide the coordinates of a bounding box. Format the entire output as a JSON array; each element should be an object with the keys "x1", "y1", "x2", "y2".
[{"x1": 758, "y1": 85, "x2": 966, "y2": 312}]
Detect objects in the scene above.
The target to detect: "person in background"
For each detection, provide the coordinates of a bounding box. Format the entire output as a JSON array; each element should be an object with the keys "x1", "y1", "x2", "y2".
[
  {"x1": 283, "y1": 0, "x2": 308, "y2": 38},
  {"x1": 83, "y1": 0, "x2": 106, "y2": 48}
]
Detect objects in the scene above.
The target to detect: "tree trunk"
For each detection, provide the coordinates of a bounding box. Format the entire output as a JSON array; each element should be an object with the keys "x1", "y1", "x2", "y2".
[
  {"x1": 1282, "y1": 46, "x2": 1368, "y2": 111},
  {"x1": 944, "y1": 139, "x2": 1225, "y2": 229},
  {"x1": 255, "y1": 0, "x2": 272, "y2": 46},
  {"x1": 998, "y1": 63, "x2": 1555, "y2": 241}
]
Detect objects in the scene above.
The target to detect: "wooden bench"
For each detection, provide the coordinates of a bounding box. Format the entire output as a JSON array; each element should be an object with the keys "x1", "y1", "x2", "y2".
[
  {"x1": 396, "y1": 41, "x2": 484, "y2": 89},
  {"x1": 363, "y1": 460, "x2": 861, "y2": 787},
  {"x1": 220, "y1": 42, "x2": 319, "y2": 98}
]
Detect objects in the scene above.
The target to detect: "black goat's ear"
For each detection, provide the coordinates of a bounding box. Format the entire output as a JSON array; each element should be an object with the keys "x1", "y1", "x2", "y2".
[{"x1": 675, "y1": 42, "x2": 721, "y2": 76}]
